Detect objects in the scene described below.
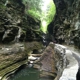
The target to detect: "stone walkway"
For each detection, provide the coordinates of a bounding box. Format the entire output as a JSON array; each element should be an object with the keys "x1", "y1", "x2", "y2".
[{"x1": 55, "y1": 44, "x2": 79, "y2": 80}]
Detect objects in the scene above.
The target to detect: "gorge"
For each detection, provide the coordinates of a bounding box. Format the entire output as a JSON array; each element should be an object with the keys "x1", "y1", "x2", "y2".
[{"x1": 0, "y1": 0, "x2": 80, "y2": 80}]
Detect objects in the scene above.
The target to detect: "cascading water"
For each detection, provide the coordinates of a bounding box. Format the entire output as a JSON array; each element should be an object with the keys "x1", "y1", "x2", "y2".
[{"x1": 14, "y1": 27, "x2": 22, "y2": 42}]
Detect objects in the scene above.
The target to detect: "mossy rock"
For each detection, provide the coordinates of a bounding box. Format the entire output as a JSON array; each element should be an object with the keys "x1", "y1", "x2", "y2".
[{"x1": 22, "y1": 0, "x2": 56, "y2": 33}]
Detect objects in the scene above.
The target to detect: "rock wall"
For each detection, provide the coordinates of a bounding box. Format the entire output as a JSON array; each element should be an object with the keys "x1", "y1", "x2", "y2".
[
  {"x1": 0, "y1": 0, "x2": 41, "y2": 43},
  {"x1": 0, "y1": 0, "x2": 80, "y2": 48},
  {"x1": 52, "y1": 0, "x2": 80, "y2": 48},
  {"x1": 0, "y1": 41, "x2": 43, "y2": 78}
]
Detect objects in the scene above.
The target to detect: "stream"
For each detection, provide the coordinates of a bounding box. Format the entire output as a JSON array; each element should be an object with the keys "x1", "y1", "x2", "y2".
[
  {"x1": 9, "y1": 67, "x2": 40, "y2": 80},
  {"x1": 1, "y1": 43, "x2": 80, "y2": 80}
]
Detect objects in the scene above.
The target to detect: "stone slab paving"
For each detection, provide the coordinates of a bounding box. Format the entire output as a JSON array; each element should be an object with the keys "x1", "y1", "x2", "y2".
[{"x1": 55, "y1": 44, "x2": 79, "y2": 80}]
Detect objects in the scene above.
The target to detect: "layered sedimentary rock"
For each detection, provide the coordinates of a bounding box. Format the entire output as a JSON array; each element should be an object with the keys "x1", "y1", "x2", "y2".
[
  {"x1": 33, "y1": 42, "x2": 67, "y2": 80},
  {"x1": 0, "y1": 41, "x2": 43, "y2": 78},
  {"x1": 53, "y1": 0, "x2": 80, "y2": 48}
]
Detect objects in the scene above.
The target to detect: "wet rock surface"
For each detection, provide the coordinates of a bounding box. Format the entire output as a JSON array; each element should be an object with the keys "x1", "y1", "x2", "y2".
[
  {"x1": 56, "y1": 44, "x2": 80, "y2": 80},
  {"x1": 33, "y1": 43, "x2": 57, "y2": 80},
  {"x1": 0, "y1": 0, "x2": 41, "y2": 43},
  {"x1": 0, "y1": 0, "x2": 80, "y2": 48},
  {"x1": 1, "y1": 42, "x2": 79, "y2": 80},
  {"x1": 0, "y1": 43, "x2": 24, "y2": 54},
  {"x1": 0, "y1": 42, "x2": 68, "y2": 80},
  {"x1": 32, "y1": 42, "x2": 68, "y2": 80},
  {"x1": 0, "y1": 43, "x2": 25, "y2": 77},
  {"x1": 53, "y1": 0, "x2": 80, "y2": 48},
  {"x1": 0, "y1": 41, "x2": 43, "y2": 78},
  {"x1": 0, "y1": 0, "x2": 80, "y2": 80}
]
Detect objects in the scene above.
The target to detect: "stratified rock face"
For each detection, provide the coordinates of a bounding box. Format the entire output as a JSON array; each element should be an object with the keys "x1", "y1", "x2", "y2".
[
  {"x1": 0, "y1": 0, "x2": 80, "y2": 48},
  {"x1": 39, "y1": 45, "x2": 57, "y2": 80},
  {"x1": 0, "y1": 0, "x2": 24, "y2": 43},
  {"x1": 33, "y1": 42, "x2": 67, "y2": 80},
  {"x1": 0, "y1": 41, "x2": 43, "y2": 78},
  {"x1": 0, "y1": 0, "x2": 41, "y2": 43},
  {"x1": 53, "y1": 0, "x2": 80, "y2": 48}
]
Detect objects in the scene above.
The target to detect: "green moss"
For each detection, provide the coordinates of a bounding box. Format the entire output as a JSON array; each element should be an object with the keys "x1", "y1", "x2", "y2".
[
  {"x1": 0, "y1": 60, "x2": 27, "y2": 78},
  {"x1": 0, "y1": 1, "x2": 6, "y2": 10},
  {"x1": 40, "y1": 1, "x2": 56, "y2": 33},
  {"x1": 22, "y1": 0, "x2": 56, "y2": 34}
]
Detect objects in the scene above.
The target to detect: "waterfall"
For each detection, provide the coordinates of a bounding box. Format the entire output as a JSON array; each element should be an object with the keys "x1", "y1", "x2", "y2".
[
  {"x1": 4, "y1": 0, "x2": 9, "y2": 6},
  {"x1": 14, "y1": 27, "x2": 21, "y2": 42},
  {"x1": 2, "y1": 29, "x2": 11, "y2": 41}
]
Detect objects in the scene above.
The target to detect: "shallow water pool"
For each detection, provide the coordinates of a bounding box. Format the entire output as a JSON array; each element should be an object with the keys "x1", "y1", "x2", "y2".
[{"x1": 9, "y1": 67, "x2": 40, "y2": 80}]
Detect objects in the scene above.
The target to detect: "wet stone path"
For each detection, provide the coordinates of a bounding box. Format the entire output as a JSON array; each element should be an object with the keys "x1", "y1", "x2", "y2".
[{"x1": 55, "y1": 44, "x2": 79, "y2": 80}]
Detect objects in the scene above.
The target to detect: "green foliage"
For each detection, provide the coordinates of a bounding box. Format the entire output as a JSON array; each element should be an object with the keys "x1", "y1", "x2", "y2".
[
  {"x1": 22, "y1": 0, "x2": 56, "y2": 33},
  {"x1": 0, "y1": 1, "x2": 6, "y2": 10}
]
